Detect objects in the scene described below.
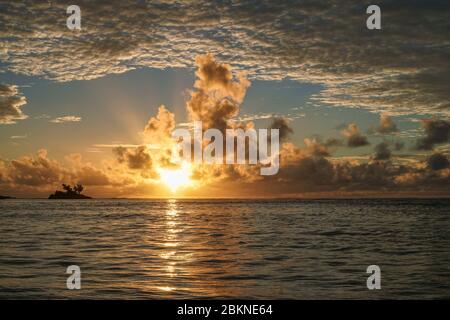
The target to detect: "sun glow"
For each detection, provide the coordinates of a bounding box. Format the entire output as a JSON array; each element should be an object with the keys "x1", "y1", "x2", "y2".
[{"x1": 157, "y1": 162, "x2": 193, "y2": 192}]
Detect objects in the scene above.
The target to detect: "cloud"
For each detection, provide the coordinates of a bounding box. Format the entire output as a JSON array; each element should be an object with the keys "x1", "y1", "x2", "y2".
[
  {"x1": 426, "y1": 153, "x2": 449, "y2": 171},
  {"x1": 106, "y1": 55, "x2": 448, "y2": 196},
  {"x1": 394, "y1": 141, "x2": 404, "y2": 151},
  {"x1": 302, "y1": 138, "x2": 334, "y2": 157},
  {"x1": 113, "y1": 146, "x2": 152, "y2": 170},
  {"x1": 234, "y1": 140, "x2": 449, "y2": 196},
  {"x1": 187, "y1": 54, "x2": 250, "y2": 132},
  {"x1": 65, "y1": 153, "x2": 111, "y2": 186},
  {"x1": 93, "y1": 143, "x2": 142, "y2": 148},
  {"x1": 269, "y1": 117, "x2": 293, "y2": 142},
  {"x1": 7, "y1": 149, "x2": 65, "y2": 186},
  {"x1": 2, "y1": 53, "x2": 449, "y2": 197},
  {"x1": 0, "y1": 149, "x2": 133, "y2": 197},
  {"x1": 50, "y1": 115, "x2": 82, "y2": 123},
  {"x1": 369, "y1": 114, "x2": 398, "y2": 135},
  {"x1": 34, "y1": 114, "x2": 51, "y2": 119},
  {"x1": 342, "y1": 123, "x2": 370, "y2": 147},
  {"x1": 2, "y1": 144, "x2": 449, "y2": 197},
  {"x1": 2, "y1": 150, "x2": 113, "y2": 188},
  {"x1": 1, "y1": 1, "x2": 449, "y2": 116},
  {"x1": 325, "y1": 138, "x2": 343, "y2": 147},
  {"x1": 143, "y1": 105, "x2": 175, "y2": 145},
  {"x1": 416, "y1": 119, "x2": 450, "y2": 150},
  {"x1": 0, "y1": 84, "x2": 27, "y2": 124},
  {"x1": 194, "y1": 54, "x2": 250, "y2": 103},
  {"x1": 236, "y1": 112, "x2": 305, "y2": 123},
  {"x1": 373, "y1": 141, "x2": 391, "y2": 160},
  {"x1": 109, "y1": 55, "x2": 253, "y2": 186}
]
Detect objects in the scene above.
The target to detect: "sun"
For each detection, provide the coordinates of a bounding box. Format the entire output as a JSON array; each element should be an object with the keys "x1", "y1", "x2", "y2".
[{"x1": 157, "y1": 162, "x2": 193, "y2": 192}]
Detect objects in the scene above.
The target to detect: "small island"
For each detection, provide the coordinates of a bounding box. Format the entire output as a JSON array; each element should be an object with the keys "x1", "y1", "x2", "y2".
[
  {"x1": 0, "y1": 195, "x2": 14, "y2": 199},
  {"x1": 48, "y1": 184, "x2": 92, "y2": 199}
]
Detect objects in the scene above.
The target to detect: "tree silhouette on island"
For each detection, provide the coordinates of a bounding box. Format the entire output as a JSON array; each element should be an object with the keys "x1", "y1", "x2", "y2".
[{"x1": 48, "y1": 184, "x2": 92, "y2": 199}]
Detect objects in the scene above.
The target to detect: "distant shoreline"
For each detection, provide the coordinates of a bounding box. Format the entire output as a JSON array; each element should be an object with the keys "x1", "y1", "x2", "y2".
[{"x1": 2, "y1": 196, "x2": 450, "y2": 201}]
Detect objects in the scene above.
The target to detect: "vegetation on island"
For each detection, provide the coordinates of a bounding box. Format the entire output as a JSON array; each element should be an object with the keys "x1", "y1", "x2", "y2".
[{"x1": 48, "y1": 184, "x2": 92, "y2": 199}]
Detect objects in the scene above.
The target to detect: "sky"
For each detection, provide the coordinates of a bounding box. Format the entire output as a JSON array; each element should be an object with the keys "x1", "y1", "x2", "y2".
[{"x1": 0, "y1": 0, "x2": 449, "y2": 198}]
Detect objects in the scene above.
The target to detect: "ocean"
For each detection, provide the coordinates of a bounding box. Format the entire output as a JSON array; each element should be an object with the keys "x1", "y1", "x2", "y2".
[{"x1": 0, "y1": 198, "x2": 449, "y2": 299}]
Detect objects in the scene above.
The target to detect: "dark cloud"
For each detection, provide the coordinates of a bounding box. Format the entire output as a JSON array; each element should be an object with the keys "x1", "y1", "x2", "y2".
[
  {"x1": 269, "y1": 117, "x2": 293, "y2": 142},
  {"x1": 324, "y1": 138, "x2": 343, "y2": 147},
  {"x1": 373, "y1": 142, "x2": 391, "y2": 160},
  {"x1": 113, "y1": 146, "x2": 153, "y2": 170},
  {"x1": 416, "y1": 119, "x2": 450, "y2": 150},
  {"x1": 347, "y1": 135, "x2": 369, "y2": 148},
  {"x1": 250, "y1": 141, "x2": 448, "y2": 195},
  {"x1": 394, "y1": 141, "x2": 404, "y2": 151},
  {"x1": 284, "y1": 155, "x2": 335, "y2": 187},
  {"x1": 342, "y1": 123, "x2": 370, "y2": 148},
  {"x1": 265, "y1": 146, "x2": 450, "y2": 194},
  {"x1": 279, "y1": 146, "x2": 394, "y2": 192},
  {"x1": 427, "y1": 153, "x2": 449, "y2": 171}
]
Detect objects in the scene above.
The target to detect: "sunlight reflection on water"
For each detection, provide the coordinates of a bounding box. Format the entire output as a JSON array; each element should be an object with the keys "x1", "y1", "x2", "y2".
[{"x1": 0, "y1": 198, "x2": 449, "y2": 299}]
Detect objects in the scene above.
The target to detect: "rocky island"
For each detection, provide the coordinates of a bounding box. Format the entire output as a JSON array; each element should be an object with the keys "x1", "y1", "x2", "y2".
[{"x1": 48, "y1": 184, "x2": 92, "y2": 199}]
